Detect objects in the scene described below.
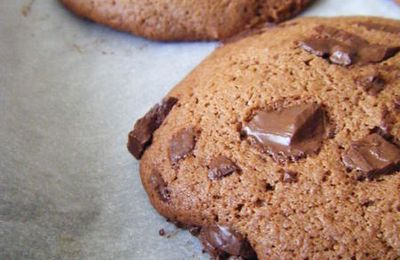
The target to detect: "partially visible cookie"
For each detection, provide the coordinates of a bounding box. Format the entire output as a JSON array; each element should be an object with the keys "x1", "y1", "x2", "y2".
[
  {"x1": 60, "y1": 0, "x2": 314, "y2": 41},
  {"x1": 128, "y1": 17, "x2": 400, "y2": 259}
]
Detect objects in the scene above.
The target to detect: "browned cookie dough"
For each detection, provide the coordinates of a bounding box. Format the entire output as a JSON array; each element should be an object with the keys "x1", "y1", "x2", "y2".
[
  {"x1": 60, "y1": 0, "x2": 314, "y2": 41},
  {"x1": 128, "y1": 17, "x2": 400, "y2": 259}
]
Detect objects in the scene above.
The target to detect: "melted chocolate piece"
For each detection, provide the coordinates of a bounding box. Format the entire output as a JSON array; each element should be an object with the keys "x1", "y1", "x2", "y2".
[
  {"x1": 329, "y1": 44, "x2": 353, "y2": 66},
  {"x1": 359, "y1": 45, "x2": 400, "y2": 64},
  {"x1": 127, "y1": 97, "x2": 178, "y2": 159},
  {"x1": 208, "y1": 156, "x2": 240, "y2": 180},
  {"x1": 342, "y1": 133, "x2": 400, "y2": 179},
  {"x1": 243, "y1": 103, "x2": 327, "y2": 162},
  {"x1": 169, "y1": 127, "x2": 198, "y2": 165},
  {"x1": 149, "y1": 170, "x2": 171, "y2": 202},
  {"x1": 355, "y1": 72, "x2": 385, "y2": 96},
  {"x1": 300, "y1": 26, "x2": 400, "y2": 66},
  {"x1": 282, "y1": 170, "x2": 298, "y2": 183},
  {"x1": 300, "y1": 37, "x2": 329, "y2": 56},
  {"x1": 300, "y1": 37, "x2": 354, "y2": 66},
  {"x1": 199, "y1": 225, "x2": 256, "y2": 259},
  {"x1": 358, "y1": 22, "x2": 400, "y2": 34},
  {"x1": 315, "y1": 25, "x2": 368, "y2": 46}
]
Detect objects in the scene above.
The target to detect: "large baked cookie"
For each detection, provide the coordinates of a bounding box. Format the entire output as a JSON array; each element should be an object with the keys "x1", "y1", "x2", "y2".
[
  {"x1": 128, "y1": 17, "x2": 400, "y2": 259},
  {"x1": 60, "y1": 0, "x2": 314, "y2": 41}
]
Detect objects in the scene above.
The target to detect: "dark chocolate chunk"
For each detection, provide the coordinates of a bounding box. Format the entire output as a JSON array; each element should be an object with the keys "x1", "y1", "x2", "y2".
[
  {"x1": 300, "y1": 36, "x2": 357, "y2": 66},
  {"x1": 300, "y1": 37, "x2": 332, "y2": 57},
  {"x1": 355, "y1": 72, "x2": 385, "y2": 96},
  {"x1": 149, "y1": 170, "x2": 171, "y2": 202},
  {"x1": 329, "y1": 44, "x2": 353, "y2": 66},
  {"x1": 199, "y1": 225, "x2": 256, "y2": 259},
  {"x1": 359, "y1": 45, "x2": 400, "y2": 65},
  {"x1": 342, "y1": 134, "x2": 400, "y2": 179},
  {"x1": 315, "y1": 25, "x2": 369, "y2": 46},
  {"x1": 358, "y1": 22, "x2": 400, "y2": 34},
  {"x1": 370, "y1": 127, "x2": 399, "y2": 147},
  {"x1": 300, "y1": 37, "x2": 354, "y2": 66},
  {"x1": 169, "y1": 127, "x2": 198, "y2": 165},
  {"x1": 243, "y1": 103, "x2": 327, "y2": 162},
  {"x1": 282, "y1": 170, "x2": 298, "y2": 183},
  {"x1": 300, "y1": 26, "x2": 400, "y2": 66},
  {"x1": 208, "y1": 156, "x2": 240, "y2": 180},
  {"x1": 127, "y1": 97, "x2": 178, "y2": 159}
]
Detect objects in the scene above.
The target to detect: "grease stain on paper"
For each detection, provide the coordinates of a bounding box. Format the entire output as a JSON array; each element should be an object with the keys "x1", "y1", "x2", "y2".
[{"x1": 21, "y1": 0, "x2": 35, "y2": 17}]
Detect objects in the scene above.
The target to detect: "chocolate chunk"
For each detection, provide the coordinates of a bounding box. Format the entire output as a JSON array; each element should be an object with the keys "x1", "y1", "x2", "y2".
[
  {"x1": 370, "y1": 127, "x2": 399, "y2": 147},
  {"x1": 359, "y1": 45, "x2": 400, "y2": 65},
  {"x1": 315, "y1": 25, "x2": 369, "y2": 46},
  {"x1": 355, "y1": 72, "x2": 385, "y2": 96},
  {"x1": 169, "y1": 127, "x2": 198, "y2": 165},
  {"x1": 300, "y1": 37, "x2": 358, "y2": 66},
  {"x1": 282, "y1": 170, "x2": 298, "y2": 183},
  {"x1": 300, "y1": 37, "x2": 354, "y2": 66},
  {"x1": 149, "y1": 170, "x2": 171, "y2": 202},
  {"x1": 342, "y1": 134, "x2": 400, "y2": 180},
  {"x1": 329, "y1": 44, "x2": 353, "y2": 66},
  {"x1": 208, "y1": 156, "x2": 240, "y2": 180},
  {"x1": 358, "y1": 22, "x2": 400, "y2": 34},
  {"x1": 127, "y1": 97, "x2": 178, "y2": 159},
  {"x1": 243, "y1": 103, "x2": 327, "y2": 162},
  {"x1": 300, "y1": 26, "x2": 400, "y2": 66},
  {"x1": 300, "y1": 37, "x2": 332, "y2": 57},
  {"x1": 199, "y1": 225, "x2": 256, "y2": 259}
]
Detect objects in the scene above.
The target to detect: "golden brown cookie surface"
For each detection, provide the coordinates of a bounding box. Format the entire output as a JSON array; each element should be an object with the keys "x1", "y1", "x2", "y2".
[
  {"x1": 129, "y1": 17, "x2": 400, "y2": 259},
  {"x1": 60, "y1": 0, "x2": 314, "y2": 41}
]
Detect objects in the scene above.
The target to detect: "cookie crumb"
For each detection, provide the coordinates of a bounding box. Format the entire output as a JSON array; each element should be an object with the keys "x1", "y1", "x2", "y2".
[{"x1": 21, "y1": 0, "x2": 34, "y2": 17}]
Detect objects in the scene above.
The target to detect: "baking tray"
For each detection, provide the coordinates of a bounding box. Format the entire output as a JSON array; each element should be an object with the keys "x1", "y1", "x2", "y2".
[{"x1": 0, "y1": 0, "x2": 399, "y2": 259}]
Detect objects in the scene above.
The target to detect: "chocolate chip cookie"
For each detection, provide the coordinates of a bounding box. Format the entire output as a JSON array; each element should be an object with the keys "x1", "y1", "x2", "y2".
[
  {"x1": 128, "y1": 17, "x2": 400, "y2": 259},
  {"x1": 60, "y1": 0, "x2": 314, "y2": 41}
]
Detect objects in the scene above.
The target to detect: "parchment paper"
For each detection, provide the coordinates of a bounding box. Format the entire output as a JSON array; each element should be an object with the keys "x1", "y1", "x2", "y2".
[{"x1": 0, "y1": 0, "x2": 399, "y2": 259}]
